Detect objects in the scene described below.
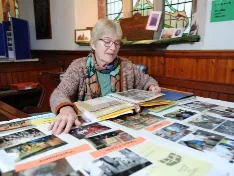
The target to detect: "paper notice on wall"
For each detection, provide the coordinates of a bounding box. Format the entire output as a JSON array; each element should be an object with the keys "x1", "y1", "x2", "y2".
[{"x1": 211, "y1": 0, "x2": 234, "y2": 22}]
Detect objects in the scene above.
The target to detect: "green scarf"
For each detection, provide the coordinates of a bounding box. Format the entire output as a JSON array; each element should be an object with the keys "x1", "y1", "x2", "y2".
[{"x1": 85, "y1": 53, "x2": 121, "y2": 100}]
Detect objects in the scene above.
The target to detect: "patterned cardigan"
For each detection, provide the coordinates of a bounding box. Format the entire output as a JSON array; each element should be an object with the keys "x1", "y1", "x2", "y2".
[{"x1": 50, "y1": 57, "x2": 159, "y2": 115}]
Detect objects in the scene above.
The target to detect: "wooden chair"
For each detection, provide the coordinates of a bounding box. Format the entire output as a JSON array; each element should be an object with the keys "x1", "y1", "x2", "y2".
[
  {"x1": 0, "y1": 101, "x2": 29, "y2": 121},
  {"x1": 23, "y1": 72, "x2": 61, "y2": 114}
]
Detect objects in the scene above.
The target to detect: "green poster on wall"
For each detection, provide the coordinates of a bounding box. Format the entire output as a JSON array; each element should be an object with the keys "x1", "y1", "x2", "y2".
[{"x1": 211, "y1": 0, "x2": 234, "y2": 22}]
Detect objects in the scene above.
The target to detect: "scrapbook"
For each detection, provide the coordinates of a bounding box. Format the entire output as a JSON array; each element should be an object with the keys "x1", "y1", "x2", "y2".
[{"x1": 75, "y1": 89, "x2": 164, "y2": 121}]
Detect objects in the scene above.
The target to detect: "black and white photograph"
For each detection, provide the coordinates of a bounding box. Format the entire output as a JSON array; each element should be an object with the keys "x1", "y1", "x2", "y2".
[
  {"x1": 0, "y1": 128, "x2": 45, "y2": 149},
  {"x1": 208, "y1": 105, "x2": 234, "y2": 119},
  {"x1": 181, "y1": 101, "x2": 218, "y2": 112},
  {"x1": 188, "y1": 114, "x2": 225, "y2": 130},
  {"x1": 83, "y1": 148, "x2": 152, "y2": 176},
  {"x1": 214, "y1": 120, "x2": 234, "y2": 136}
]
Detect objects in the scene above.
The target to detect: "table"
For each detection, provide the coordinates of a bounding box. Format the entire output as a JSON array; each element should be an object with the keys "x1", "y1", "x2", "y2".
[{"x1": 0, "y1": 97, "x2": 233, "y2": 176}]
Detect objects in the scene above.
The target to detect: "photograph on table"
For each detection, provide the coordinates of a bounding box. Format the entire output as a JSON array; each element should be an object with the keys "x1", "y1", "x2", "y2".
[
  {"x1": 179, "y1": 130, "x2": 224, "y2": 152},
  {"x1": 214, "y1": 120, "x2": 234, "y2": 136},
  {"x1": 181, "y1": 101, "x2": 219, "y2": 112},
  {"x1": 163, "y1": 109, "x2": 197, "y2": 120},
  {"x1": 208, "y1": 105, "x2": 234, "y2": 119},
  {"x1": 69, "y1": 122, "x2": 111, "y2": 139},
  {"x1": 188, "y1": 12, "x2": 199, "y2": 35},
  {"x1": 0, "y1": 128, "x2": 45, "y2": 149},
  {"x1": 0, "y1": 119, "x2": 33, "y2": 132},
  {"x1": 82, "y1": 148, "x2": 152, "y2": 176},
  {"x1": 188, "y1": 114, "x2": 225, "y2": 130},
  {"x1": 172, "y1": 28, "x2": 184, "y2": 38},
  {"x1": 211, "y1": 138, "x2": 234, "y2": 164},
  {"x1": 153, "y1": 123, "x2": 192, "y2": 142},
  {"x1": 86, "y1": 130, "x2": 134, "y2": 150},
  {"x1": 9, "y1": 158, "x2": 74, "y2": 176},
  {"x1": 146, "y1": 11, "x2": 162, "y2": 31},
  {"x1": 67, "y1": 170, "x2": 86, "y2": 176},
  {"x1": 110, "y1": 113, "x2": 164, "y2": 130},
  {"x1": 4, "y1": 135, "x2": 67, "y2": 161},
  {"x1": 159, "y1": 28, "x2": 175, "y2": 39}
]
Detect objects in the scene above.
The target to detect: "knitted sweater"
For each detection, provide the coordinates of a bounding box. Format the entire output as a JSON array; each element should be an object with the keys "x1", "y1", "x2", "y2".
[{"x1": 50, "y1": 57, "x2": 159, "y2": 114}]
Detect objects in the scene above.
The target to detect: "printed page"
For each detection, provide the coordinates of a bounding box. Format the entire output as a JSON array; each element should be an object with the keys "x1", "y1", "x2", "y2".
[
  {"x1": 107, "y1": 89, "x2": 164, "y2": 104},
  {"x1": 75, "y1": 96, "x2": 134, "y2": 120}
]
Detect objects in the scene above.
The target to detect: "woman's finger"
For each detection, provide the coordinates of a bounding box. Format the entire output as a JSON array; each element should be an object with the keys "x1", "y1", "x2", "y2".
[
  {"x1": 64, "y1": 118, "x2": 74, "y2": 133},
  {"x1": 54, "y1": 120, "x2": 67, "y2": 135}
]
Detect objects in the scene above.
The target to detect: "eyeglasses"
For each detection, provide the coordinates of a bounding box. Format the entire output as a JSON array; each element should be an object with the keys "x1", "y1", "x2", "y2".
[{"x1": 99, "y1": 38, "x2": 122, "y2": 49}]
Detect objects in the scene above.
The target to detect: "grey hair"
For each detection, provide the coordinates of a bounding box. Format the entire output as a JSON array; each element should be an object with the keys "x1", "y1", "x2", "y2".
[{"x1": 90, "y1": 19, "x2": 123, "y2": 45}]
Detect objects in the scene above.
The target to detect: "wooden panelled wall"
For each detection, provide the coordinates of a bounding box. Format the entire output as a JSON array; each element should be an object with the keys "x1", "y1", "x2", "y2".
[
  {"x1": 31, "y1": 50, "x2": 234, "y2": 102},
  {"x1": 0, "y1": 61, "x2": 61, "y2": 90},
  {"x1": 1, "y1": 50, "x2": 234, "y2": 103}
]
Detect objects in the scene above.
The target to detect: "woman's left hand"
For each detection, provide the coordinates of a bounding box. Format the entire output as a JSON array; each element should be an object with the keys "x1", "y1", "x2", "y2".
[{"x1": 149, "y1": 85, "x2": 161, "y2": 94}]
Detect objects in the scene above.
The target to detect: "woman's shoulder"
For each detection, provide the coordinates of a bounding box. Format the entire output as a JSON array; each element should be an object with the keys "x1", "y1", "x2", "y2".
[
  {"x1": 68, "y1": 57, "x2": 87, "y2": 69},
  {"x1": 119, "y1": 57, "x2": 134, "y2": 68}
]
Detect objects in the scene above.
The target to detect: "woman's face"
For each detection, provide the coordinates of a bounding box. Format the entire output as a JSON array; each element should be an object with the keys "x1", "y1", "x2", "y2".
[{"x1": 91, "y1": 33, "x2": 121, "y2": 66}]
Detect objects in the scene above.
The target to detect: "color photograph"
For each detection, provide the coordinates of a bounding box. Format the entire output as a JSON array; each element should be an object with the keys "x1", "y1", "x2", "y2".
[
  {"x1": 163, "y1": 109, "x2": 197, "y2": 120},
  {"x1": 188, "y1": 115, "x2": 225, "y2": 130},
  {"x1": 86, "y1": 130, "x2": 134, "y2": 150},
  {"x1": 0, "y1": 128, "x2": 45, "y2": 149},
  {"x1": 146, "y1": 11, "x2": 162, "y2": 31},
  {"x1": 214, "y1": 120, "x2": 234, "y2": 136},
  {"x1": 110, "y1": 113, "x2": 164, "y2": 130},
  {"x1": 83, "y1": 148, "x2": 152, "y2": 176},
  {"x1": 189, "y1": 13, "x2": 199, "y2": 35},
  {"x1": 153, "y1": 123, "x2": 192, "y2": 142},
  {"x1": 0, "y1": 120, "x2": 32, "y2": 132},
  {"x1": 172, "y1": 28, "x2": 184, "y2": 38},
  {"x1": 211, "y1": 138, "x2": 234, "y2": 164},
  {"x1": 75, "y1": 29, "x2": 91, "y2": 43},
  {"x1": 179, "y1": 130, "x2": 224, "y2": 152},
  {"x1": 159, "y1": 28, "x2": 175, "y2": 39},
  {"x1": 5, "y1": 135, "x2": 67, "y2": 161},
  {"x1": 69, "y1": 122, "x2": 111, "y2": 139}
]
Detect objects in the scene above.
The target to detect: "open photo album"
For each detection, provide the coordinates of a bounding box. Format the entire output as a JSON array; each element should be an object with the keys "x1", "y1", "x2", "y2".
[{"x1": 75, "y1": 89, "x2": 165, "y2": 121}]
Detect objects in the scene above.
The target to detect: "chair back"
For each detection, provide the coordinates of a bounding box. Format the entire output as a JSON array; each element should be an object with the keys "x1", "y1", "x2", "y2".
[{"x1": 37, "y1": 72, "x2": 61, "y2": 112}]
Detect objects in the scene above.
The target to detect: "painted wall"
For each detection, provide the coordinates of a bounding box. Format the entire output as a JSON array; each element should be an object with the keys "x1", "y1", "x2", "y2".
[
  {"x1": 19, "y1": 0, "x2": 234, "y2": 50},
  {"x1": 202, "y1": 0, "x2": 234, "y2": 50},
  {"x1": 19, "y1": 0, "x2": 97, "y2": 50}
]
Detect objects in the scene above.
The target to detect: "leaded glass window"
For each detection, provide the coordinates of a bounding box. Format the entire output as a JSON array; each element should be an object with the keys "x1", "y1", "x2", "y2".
[
  {"x1": 164, "y1": 0, "x2": 193, "y2": 33},
  {"x1": 106, "y1": 0, "x2": 123, "y2": 20},
  {"x1": 132, "y1": 0, "x2": 153, "y2": 16}
]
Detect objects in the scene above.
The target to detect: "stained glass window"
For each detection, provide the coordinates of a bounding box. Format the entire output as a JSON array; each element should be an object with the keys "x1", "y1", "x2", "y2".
[
  {"x1": 14, "y1": 0, "x2": 19, "y2": 18},
  {"x1": 164, "y1": 0, "x2": 193, "y2": 33},
  {"x1": 106, "y1": 0, "x2": 123, "y2": 20},
  {"x1": 132, "y1": 0, "x2": 153, "y2": 16}
]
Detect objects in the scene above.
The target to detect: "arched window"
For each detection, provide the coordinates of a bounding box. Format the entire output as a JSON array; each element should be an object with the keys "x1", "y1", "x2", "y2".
[
  {"x1": 132, "y1": 0, "x2": 153, "y2": 16},
  {"x1": 164, "y1": 0, "x2": 193, "y2": 33},
  {"x1": 106, "y1": 0, "x2": 123, "y2": 20}
]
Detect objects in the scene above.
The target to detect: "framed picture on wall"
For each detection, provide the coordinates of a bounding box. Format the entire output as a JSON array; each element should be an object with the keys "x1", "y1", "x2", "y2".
[
  {"x1": 74, "y1": 29, "x2": 91, "y2": 43},
  {"x1": 146, "y1": 11, "x2": 162, "y2": 31}
]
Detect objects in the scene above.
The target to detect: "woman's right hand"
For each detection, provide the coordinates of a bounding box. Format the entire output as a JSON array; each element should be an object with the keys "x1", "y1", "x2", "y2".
[{"x1": 48, "y1": 106, "x2": 81, "y2": 135}]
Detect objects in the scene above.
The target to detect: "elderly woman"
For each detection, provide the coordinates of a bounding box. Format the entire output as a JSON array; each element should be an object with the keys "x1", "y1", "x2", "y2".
[{"x1": 49, "y1": 19, "x2": 161, "y2": 134}]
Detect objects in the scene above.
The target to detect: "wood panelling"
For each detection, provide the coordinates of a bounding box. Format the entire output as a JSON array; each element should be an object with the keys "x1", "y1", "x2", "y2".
[
  {"x1": 30, "y1": 49, "x2": 234, "y2": 102},
  {"x1": 0, "y1": 61, "x2": 61, "y2": 90}
]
